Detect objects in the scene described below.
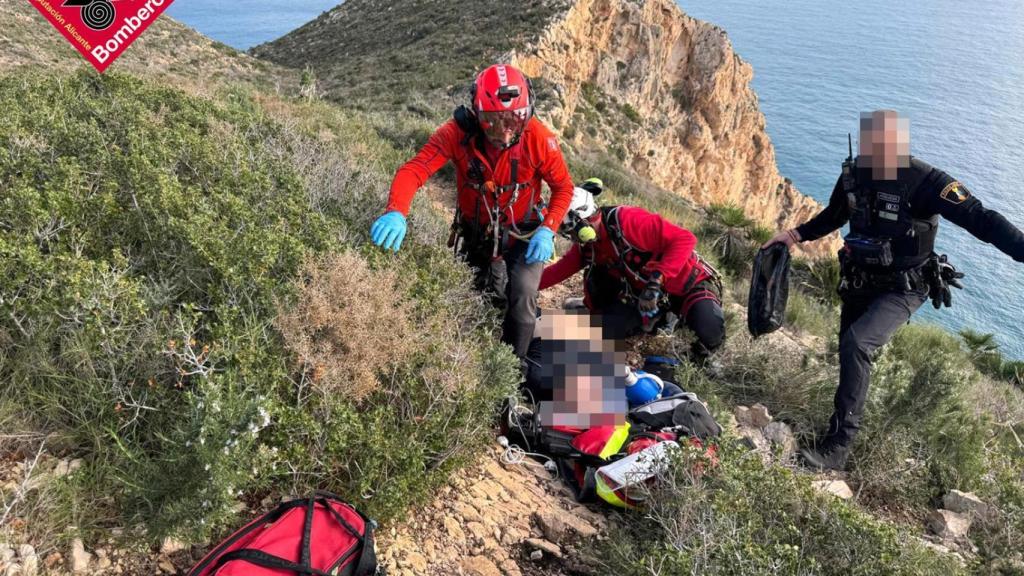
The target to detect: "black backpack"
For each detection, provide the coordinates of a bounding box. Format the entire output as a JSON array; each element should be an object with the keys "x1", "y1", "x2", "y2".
[
  {"x1": 748, "y1": 244, "x2": 792, "y2": 337},
  {"x1": 627, "y1": 394, "x2": 722, "y2": 440}
]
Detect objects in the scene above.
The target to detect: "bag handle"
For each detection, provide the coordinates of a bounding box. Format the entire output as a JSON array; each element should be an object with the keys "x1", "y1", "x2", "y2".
[
  {"x1": 188, "y1": 499, "x2": 309, "y2": 576},
  {"x1": 212, "y1": 549, "x2": 332, "y2": 576}
]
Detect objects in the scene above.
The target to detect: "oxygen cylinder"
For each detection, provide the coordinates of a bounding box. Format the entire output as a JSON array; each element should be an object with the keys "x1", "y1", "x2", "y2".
[{"x1": 624, "y1": 367, "x2": 664, "y2": 407}]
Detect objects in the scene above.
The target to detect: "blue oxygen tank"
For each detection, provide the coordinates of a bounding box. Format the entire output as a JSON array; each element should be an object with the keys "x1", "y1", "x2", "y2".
[{"x1": 625, "y1": 367, "x2": 664, "y2": 407}]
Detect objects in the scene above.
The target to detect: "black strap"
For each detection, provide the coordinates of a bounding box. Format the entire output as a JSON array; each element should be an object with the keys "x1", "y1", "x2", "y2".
[
  {"x1": 301, "y1": 497, "x2": 315, "y2": 568},
  {"x1": 680, "y1": 265, "x2": 701, "y2": 295},
  {"x1": 316, "y1": 498, "x2": 365, "y2": 541},
  {"x1": 313, "y1": 491, "x2": 378, "y2": 576},
  {"x1": 213, "y1": 549, "x2": 332, "y2": 576},
  {"x1": 188, "y1": 499, "x2": 309, "y2": 576},
  {"x1": 353, "y1": 519, "x2": 378, "y2": 576},
  {"x1": 603, "y1": 206, "x2": 654, "y2": 284}
]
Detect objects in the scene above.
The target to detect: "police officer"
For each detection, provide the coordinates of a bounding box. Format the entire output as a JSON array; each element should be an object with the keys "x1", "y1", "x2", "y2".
[{"x1": 764, "y1": 110, "x2": 1024, "y2": 470}]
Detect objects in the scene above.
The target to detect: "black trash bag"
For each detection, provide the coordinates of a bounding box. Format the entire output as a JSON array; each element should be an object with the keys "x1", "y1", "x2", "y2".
[{"x1": 747, "y1": 243, "x2": 792, "y2": 337}]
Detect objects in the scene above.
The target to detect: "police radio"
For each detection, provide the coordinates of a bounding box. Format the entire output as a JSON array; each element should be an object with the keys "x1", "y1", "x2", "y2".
[
  {"x1": 842, "y1": 133, "x2": 856, "y2": 197},
  {"x1": 843, "y1": 132, "x2": 872, "y2": 230}
]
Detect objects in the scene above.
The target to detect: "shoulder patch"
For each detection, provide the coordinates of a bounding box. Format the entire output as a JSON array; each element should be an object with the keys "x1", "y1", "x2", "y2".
[
  {"x1": 547, "y1": 136, "x2": 559, "y2": 152},
  {"x1": 940, "y1": 181, "x2": 970, "y2": 204}
]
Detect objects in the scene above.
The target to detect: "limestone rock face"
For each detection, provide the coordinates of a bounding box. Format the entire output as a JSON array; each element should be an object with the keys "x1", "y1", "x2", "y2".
[{"x1": 511, "y1": 0, "x2": 841, "y2": 258}]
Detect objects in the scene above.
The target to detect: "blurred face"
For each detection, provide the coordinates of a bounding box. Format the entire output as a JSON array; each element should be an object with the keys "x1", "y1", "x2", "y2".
[
  {"x1": 535, "y1": 310, "x2": 628, "y2": 428},
  {"x1": 858, "y1": 110, "x2": 910, "y2": 180}
]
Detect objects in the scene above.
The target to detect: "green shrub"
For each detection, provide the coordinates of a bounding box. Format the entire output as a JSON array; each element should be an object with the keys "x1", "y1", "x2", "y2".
[
  {"x1": 958, "y1": 329, "x2": 1024, "y2": 388},
  {"x1": 700, "y1": 203, "x2": 761, "y2": 278},
  {"x1": 0, "y1": 70, "x2": 517, "y2": 545},
  {"x1": 706, "y1": 203, "x2": 754, "y2": 229},
  {"x1": 853, "y1": 326, "x2": 989, "y2": 511},
  {"x1": 973, "y1": 453, "x2": 1024, "y2": 573},
  {"x1": 710, "y1": 333, "x2": 837, "y2": 437},
  {"x1": 621, "y1": 103, "x2": 641, "y2": 124},
  {"x1": 749, "y1": 224, "x2": 774, "y2": 245},
  {"x1": 598, "y1": 444, "x2": 967, "y2": 576},
  {"x1": 785, "y1": 289, "x2": 837, "y2": 338},
  {"x1": 791, "y1": 257, "x2": 842, "y2": 308}
]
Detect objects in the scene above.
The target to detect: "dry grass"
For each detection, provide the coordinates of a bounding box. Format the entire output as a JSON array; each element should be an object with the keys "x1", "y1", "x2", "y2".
[{"x1": 276, "y1": 252, "x2": 420, "y2": 403}]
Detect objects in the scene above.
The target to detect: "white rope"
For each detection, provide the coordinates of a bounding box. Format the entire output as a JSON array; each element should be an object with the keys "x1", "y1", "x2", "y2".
[{"x1": 497, "y1": 435, "x2": 559, "y2": 476}]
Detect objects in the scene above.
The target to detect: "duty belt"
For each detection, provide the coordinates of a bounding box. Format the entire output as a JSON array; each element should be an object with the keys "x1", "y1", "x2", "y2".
[{"x1": 839, "y1": 262, "x2": 927, "y2": 294}]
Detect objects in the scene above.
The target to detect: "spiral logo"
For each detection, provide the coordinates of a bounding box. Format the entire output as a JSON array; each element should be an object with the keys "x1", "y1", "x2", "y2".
[
  {"x1": 35, "y1": 0, "x2": 175, "y2": 72},
  {"x1": 81, "y1": 0, "x2": 116, "y2": 31}
]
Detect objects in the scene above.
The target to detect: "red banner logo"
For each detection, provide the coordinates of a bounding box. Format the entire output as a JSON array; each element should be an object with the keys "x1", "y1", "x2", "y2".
[{"x1": 26, "y1": 0, "x2": 175, "y2": 73}]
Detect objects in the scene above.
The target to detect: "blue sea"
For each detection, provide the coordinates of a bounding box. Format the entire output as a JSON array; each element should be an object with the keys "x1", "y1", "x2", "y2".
[
  {"x1": 681, "y1": 0, "x2": 1024, "y2": 358},
  {"x1": 165, "y1": 0, "x2": 1024, "y2": 358},
  {"x1": 166, "y1": 0, "x2": 340, "y2": 50}
]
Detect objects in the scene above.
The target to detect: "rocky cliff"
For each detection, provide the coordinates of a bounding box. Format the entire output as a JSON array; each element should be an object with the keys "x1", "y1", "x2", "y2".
[
  {"x1": 511, "y1": 0, "x2": 839, "y2": 256},
  {"x1": 255, "y1": 0, "x2": 841, "y2": 258}
]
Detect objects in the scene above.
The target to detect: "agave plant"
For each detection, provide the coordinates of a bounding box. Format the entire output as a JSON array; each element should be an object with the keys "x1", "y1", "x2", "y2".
[
  {"x1": 701, "y1": 204, "x2": 757, "y2": 278},
  {"x1": 959, "y1": 329, "x2": 1004, "y2": 375}
]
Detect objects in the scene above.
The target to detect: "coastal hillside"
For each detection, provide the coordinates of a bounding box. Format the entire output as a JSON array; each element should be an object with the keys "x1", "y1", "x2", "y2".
[
  {"x1": 253, "y1": 0, "x2": 839, "y2": 257},
  {"x1": 0, "y1": 1, "x2": 1021, "y2": 575},
  {"x1": 0, "y1": 0, "x2": 296, "y2": 92}
]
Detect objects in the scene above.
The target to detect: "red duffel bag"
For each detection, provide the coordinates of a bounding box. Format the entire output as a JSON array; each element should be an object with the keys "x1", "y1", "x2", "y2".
[{"x1": 188, "y1": 491, "x2": 378, "y2": 576}]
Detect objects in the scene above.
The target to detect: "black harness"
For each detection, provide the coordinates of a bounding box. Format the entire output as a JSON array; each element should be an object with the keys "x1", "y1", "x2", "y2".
[{"x1": 583, "y1": 207, "x2": 721, "y2": 304}]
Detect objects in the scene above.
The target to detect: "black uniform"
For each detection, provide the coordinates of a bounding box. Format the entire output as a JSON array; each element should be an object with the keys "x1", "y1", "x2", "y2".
[{"x1": 796, "y1": 156, "x2": 1024, "y2": 447}]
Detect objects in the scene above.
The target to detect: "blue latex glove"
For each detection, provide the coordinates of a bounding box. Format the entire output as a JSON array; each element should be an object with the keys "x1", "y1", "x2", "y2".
[
  {"x1": 370, "y1": 211, "x2": 407, "y2": 252},
  {"x1": 525, "y1": 227, "x2": 555, "y2": 264}
]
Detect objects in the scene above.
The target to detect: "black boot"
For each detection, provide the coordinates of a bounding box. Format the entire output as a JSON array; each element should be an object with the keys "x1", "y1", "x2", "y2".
[{"x1": 799, "y1": 436, "x2": 850, "y2": 472}]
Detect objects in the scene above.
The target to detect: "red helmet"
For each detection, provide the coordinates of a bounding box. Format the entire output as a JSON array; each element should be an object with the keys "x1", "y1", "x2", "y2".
[{"x1": 472, "y1": 64, "x2": 534, "y2": 148}]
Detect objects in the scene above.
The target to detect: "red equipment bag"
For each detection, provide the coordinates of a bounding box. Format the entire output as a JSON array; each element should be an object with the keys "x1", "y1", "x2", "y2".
[{"x1": 188, "y1": 491, "x2": 378, "y2": 576}]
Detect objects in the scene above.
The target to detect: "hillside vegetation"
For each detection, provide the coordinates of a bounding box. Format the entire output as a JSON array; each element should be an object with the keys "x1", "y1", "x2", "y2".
[
  {"x1": 0, "y1": 70, "x2": 517, "y2": 548},
  {"x1": 252, "y1": 0, "x2": 570, "y2": 112},
  {"x1": 0, "y1": 1, "x2": 1022, "y2": 575}
]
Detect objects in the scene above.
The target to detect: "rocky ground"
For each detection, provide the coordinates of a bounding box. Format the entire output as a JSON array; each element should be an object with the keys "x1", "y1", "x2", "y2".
[
  {"x1": 0, "y1": 399, "x2": 985, "y2": 575},
  {"x1": 0, "y1": 294, "x2": 985, "y2": 575},
  {"x1": 0, "y1": 443, "x2": 609, "y2": 576},
  {"x1": 377, "y1": 447, "x2": 608, "y2": 576}
]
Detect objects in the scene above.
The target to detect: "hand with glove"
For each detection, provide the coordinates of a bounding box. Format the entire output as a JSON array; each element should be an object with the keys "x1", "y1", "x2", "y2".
[
  {"x1": 370, "y1": 211, "x2": 408, "y2": 252},
  {"x1": 525, "y1": 227, "x2": 555, "y2": 264},
  {"x1": 930, "y1": 254, "x2": 965, "y2": 309},
  {"x1": 638, "y1": 272, "x2": 663, "y2": 317}
]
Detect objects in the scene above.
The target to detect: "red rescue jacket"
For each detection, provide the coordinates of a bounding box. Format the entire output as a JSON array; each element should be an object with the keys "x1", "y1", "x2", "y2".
[
  {"x1": 386, "y1": 117, "x2": 574, "y2": 233},
  {"x1": 540, "y1": 206, "x2": 715, "y2": 310}
]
